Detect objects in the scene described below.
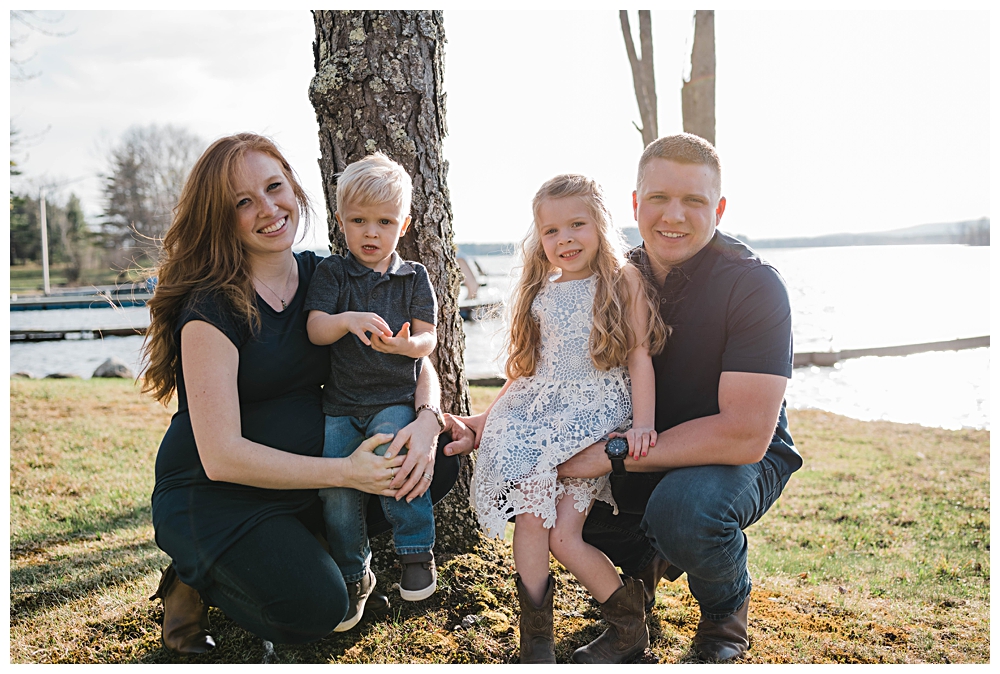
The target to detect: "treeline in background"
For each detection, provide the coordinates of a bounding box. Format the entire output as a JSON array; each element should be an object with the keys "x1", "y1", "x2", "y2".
[{"x1": 9, "y1": 124, "x2": 204, "y2": 290}]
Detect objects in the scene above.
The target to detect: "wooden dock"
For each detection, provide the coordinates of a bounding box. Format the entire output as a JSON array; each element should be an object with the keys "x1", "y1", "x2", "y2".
[
  {"x1": 792, "y1": 335, "x2": 990, "y2": 367},
  {"x1": 10, "y1": 285, "x2": 153, "y2": 311},
  {"x1": 467, "y1": 335, "x2": 991, "y2": 386},
  {"x1": 10, "y1": 327, "x2": 146, "y2": 342}
]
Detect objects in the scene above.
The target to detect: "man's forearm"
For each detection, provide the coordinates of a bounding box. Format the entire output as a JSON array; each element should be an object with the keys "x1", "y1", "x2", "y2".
[
  {"x1": 414, "y1": 358, "x2": 441, "y2": 409},
  {"x1": 626, "y1": 414, "x2": 767, "y2": 471},
  {"x1": 628, "y1": 372, "x2": 786, "y2": 471}
]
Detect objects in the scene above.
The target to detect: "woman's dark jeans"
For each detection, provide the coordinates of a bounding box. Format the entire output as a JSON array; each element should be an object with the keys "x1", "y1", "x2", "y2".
[{"x1": 197, "y1": 436, "x2": 460, "y2": 644}]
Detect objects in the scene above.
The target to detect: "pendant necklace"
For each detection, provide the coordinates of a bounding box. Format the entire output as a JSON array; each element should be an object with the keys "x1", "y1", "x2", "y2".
[{"x1": 255, "y1": 262, "x2": 295, "y2": 310}]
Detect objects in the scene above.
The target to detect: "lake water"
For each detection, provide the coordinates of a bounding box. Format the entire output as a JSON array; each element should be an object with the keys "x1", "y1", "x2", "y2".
[{"x1": 8, "y1": 244, "x2": 990, "y2": 430}]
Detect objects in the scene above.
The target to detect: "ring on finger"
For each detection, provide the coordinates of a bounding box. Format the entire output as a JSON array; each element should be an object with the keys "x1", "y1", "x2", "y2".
[
  {"x1": 422, "y1": 472, "x2": 433, "y2": 481},
  {"x1": 391, "y1": 467, "x2": 396, "y2": 479}
]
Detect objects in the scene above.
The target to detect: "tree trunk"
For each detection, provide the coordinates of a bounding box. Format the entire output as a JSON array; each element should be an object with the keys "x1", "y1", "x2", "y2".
[
  {"x1": 681, "y1": 10, "x2": 716, "y2": 146},
  {"x1": 620, "y1": 10, "x2": 658, "y2": 148},
  {"x1": 310, "y1": 10, "x2": 480, "y2": 554}
]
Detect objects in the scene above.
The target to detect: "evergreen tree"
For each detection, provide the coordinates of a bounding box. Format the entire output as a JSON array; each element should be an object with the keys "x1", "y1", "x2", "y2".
[{"x1": 100, "y1": 124, "x2": 205, "y2": 260}]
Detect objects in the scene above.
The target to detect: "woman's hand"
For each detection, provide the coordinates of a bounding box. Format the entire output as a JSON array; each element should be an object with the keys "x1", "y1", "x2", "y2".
[
  {"x1": 346, "y1": 433, "x2": 406, "y2": 497},
  {"x1": 442, "y1": 412, "x2": 485, "y2": 456},
  {"x1": 384, "y1": 411, "x2": 440, "y2": 502}
]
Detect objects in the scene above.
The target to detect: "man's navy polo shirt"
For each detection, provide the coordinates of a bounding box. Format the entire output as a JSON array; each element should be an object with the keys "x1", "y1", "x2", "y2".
[
  {"x1": 303, "y1": 251, "x2": 437, "y2": 418},
  {"x1": 630, "y1": 230, "x2": 801, "y2": 472}
]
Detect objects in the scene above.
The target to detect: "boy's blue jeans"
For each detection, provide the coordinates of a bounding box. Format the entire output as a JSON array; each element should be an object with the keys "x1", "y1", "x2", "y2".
[{"x1": 319, "y1": 405, "x2": 435, "y2": 582}]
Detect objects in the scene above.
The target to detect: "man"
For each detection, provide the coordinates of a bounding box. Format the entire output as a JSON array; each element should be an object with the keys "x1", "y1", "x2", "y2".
[{"x1": 446, "y1": 133, "x2": 800, "y2": 663}]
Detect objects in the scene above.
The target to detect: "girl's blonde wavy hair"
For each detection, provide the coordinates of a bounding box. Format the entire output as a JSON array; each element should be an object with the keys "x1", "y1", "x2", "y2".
[
  {"x1": 140, "y1": 133, "x2": 310, "y2": 403},
  {"x1": 504, "y1": 174, "x2": 667, "y2": 379}
]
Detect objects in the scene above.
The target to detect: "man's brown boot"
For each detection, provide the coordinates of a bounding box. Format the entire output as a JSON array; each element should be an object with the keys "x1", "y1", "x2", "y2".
[
  {"x1": 570, "y1": 577, "x2": 649, "y2": 664},
  {"x1": 692, "y1": 595, "x2": 750, "y2": 662},
  {"x1": 516, "y1": 574, "x2": 556, "y2": 664},
  {"x1": 631, "y1": 554, "x2": 684, "y2": 612},
  {"x1": 150, "y1": 565, "x2": 215, "y2": 655}
]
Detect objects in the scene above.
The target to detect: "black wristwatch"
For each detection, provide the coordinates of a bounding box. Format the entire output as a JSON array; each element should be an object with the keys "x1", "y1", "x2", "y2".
[{"x1": 605, "y1": 437, "x2": 629, "y2": 476}]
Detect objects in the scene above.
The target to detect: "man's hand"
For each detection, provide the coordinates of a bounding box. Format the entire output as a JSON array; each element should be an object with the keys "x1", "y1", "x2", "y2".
[
  {"x1": 556, "y1": 441, "x2": 612, "y2": 480},
  {"x1": 344, "y1": 312, "x2": 392, "y2": 346},
  {"x1": 442, "y1": 413, "x2": 484, "y2": 456}
]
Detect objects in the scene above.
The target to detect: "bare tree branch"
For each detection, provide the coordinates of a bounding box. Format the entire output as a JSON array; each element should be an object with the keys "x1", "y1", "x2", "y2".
[
  {"x1": 9, "y1": 10, "x2": 74, "y2": 82},
  {"x1": 620, "y1": 10, "x2": 658, "y2": 147}
]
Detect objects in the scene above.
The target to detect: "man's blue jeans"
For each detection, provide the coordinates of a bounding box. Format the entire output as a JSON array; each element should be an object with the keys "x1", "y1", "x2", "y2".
[
  {"x1": 319, "y1": 405, "x2": 434, "y2": 582},
  {"x1": 582, "y1": 450, "x2": 793, "y2": 621}
]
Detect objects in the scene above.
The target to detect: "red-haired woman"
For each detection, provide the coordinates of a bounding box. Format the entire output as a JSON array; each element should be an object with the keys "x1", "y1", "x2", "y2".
[{"x1": 143, "y1": 134, "x2": 457, "y2": 652}]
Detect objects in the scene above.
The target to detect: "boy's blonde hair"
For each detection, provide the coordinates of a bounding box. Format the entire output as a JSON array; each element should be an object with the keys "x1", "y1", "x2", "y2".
[
  {"x1": 505, "y1": 174, "x2": 667, "y2": 380},
  {"x1": 336, "y1": 151, "x2": 412, "y2": 214}
]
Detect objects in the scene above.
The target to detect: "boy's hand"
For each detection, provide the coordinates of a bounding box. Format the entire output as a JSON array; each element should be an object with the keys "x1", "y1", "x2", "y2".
[
  {"x1": 345, "y1": 312, "x2": 392, "y2": 346},
  {"x1": 371, "y1": 322, "x2": 414, "y2": 355},
  {"x1": 624, "y1": 426, "x2": 657, "y2": 459}
]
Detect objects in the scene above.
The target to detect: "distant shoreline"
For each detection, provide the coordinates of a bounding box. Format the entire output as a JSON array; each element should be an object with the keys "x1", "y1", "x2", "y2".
[{"x1": 455, "y1": 217, "x2": 990, "y2": 256}]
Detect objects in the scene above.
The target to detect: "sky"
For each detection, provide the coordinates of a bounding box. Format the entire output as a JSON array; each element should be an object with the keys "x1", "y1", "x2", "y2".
[{"x1": 7, "y1": 8, "x2": 992, "y2": 252}]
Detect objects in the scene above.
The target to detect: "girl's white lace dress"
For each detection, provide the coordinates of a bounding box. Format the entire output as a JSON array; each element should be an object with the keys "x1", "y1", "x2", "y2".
[{"x1": 473, "y1": 275, "x2": 631, "y2": 539}]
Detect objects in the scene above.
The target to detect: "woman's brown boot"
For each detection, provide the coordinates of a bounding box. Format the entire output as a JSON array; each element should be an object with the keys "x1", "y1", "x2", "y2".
[
  {"x1": 570, "y1": 577, "x2": 648, "y2": 663},
  {"x1": 150, "y1": 565, "x2": 216, "y2": 655},
  {"x1": 516, "y1": 574, "x2": 556, "y2": 664}
]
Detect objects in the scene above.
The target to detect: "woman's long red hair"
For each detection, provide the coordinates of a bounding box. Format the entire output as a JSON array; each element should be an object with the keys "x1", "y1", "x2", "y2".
[{"x1": 140, "y1": 133, "x2": 309, "y2": 403}]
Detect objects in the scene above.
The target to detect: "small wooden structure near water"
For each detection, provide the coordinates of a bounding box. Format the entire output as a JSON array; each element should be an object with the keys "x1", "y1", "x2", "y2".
[
  {"x1": 467, "y1": 335, "x2": 991, "y2": 387},
  {"x1": 10, "y1": 327, "x2": 146, "y2": 342},
  {"x1": 10, "y1": 283, "x2": 153, "y2": 312},
  {"x1": 792, "y1": 336, "x2": 990, "y2": 367}
]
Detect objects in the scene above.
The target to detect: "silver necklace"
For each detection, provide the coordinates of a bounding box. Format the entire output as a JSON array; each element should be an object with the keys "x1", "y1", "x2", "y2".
[{"x1": 255, "y1": 262, "x2": 295, "y2": 310}]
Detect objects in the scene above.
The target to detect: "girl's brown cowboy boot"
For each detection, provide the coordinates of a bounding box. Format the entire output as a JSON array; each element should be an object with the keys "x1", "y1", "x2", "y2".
[
  {"x1": 516, "y1": 574, "x2": 556, "y2": 663},
  {"x1": 570, "y1": 576, "x2": 648, "y2": 663}
]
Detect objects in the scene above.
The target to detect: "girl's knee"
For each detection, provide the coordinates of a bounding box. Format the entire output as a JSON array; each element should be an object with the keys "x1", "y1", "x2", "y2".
[{"x1": 548, "y1": 527, "x2": 584, "y2": 563}]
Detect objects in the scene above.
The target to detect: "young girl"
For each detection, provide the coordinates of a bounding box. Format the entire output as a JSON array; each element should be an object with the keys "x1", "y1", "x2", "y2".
[{"x1": 472, "y1": 174, "x2": 667, "y2": 664}]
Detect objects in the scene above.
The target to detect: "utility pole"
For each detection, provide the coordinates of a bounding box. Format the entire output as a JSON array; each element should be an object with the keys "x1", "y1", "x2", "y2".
[{"x1": 39, "y1": 189, "x2": 51, "y2": 295}]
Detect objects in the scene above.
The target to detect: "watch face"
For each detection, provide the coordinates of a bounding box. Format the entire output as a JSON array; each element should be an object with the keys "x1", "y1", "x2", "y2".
[{"x1": 606, "y1": 437, "x2": 629, "y2": 459}]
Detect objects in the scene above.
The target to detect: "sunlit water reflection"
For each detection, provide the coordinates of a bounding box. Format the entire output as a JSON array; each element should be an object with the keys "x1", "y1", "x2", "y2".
[{"x1": 9, "y1": 245, "x2": 990, "y2": 429}]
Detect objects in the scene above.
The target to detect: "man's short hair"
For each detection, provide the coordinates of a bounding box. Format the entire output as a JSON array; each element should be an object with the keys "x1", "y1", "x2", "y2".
[
  {"x1": 637, "y1": 133, "x2": 722, "y2": 196},
  {"x1": 336, "y1": 151, "x2": 412, "y2": 215}
]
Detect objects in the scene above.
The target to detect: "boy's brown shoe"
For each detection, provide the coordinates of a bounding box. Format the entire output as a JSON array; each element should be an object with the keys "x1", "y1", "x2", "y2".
[
  {"x1": 398, "y1": 552, "x2": 437, "y2": 601},
  {"x1": 334, "y1": 567, "x2": 378, "y2": 632}
]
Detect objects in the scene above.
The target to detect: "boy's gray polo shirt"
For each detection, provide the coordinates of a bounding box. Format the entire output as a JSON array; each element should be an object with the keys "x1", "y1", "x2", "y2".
[{"x1": 304, "y1": 251, "x2": 438, "y2": 418}]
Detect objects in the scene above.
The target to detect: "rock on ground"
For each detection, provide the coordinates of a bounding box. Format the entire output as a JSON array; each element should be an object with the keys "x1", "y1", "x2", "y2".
[{"x1": 93, "y1": 357, "x2": 134, "y2": 379}]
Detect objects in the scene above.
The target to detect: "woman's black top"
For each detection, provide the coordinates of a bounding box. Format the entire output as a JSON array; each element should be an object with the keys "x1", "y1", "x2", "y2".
[{"x1": 151, "y1": 251, "x2": 329, "y2": 589}]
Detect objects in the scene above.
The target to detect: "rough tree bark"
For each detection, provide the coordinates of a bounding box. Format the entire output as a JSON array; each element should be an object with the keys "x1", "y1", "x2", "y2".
[
  {"x1": 620, "y1": 10, "x2": 658, "y2": 148},
  {"x1": 681, "y1": 10, "x2": 716, "y2": 146},
  {"x1": 309, "y1": 10, "x2": 480, "y2": 554}
]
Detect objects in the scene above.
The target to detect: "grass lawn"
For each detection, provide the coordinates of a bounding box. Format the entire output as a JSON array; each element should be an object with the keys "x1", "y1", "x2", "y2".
[
  {"x1": 9, "y1": 379, "x2": 990, "y2": 663},
  {"x1": 9, "y1": 262, "x2": 146, "y2": 294}
]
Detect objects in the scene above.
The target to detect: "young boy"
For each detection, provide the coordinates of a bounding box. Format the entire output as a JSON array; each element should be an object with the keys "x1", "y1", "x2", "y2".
[{"x1": 304, "y1": 152, "x2": 441, "y2": 632}]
